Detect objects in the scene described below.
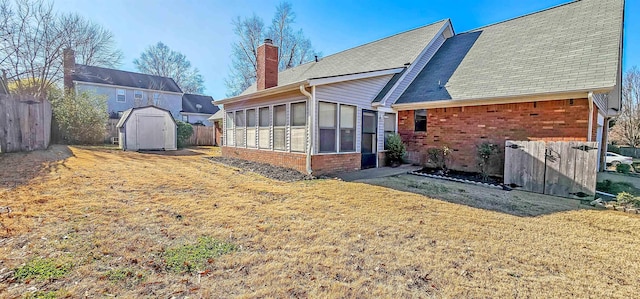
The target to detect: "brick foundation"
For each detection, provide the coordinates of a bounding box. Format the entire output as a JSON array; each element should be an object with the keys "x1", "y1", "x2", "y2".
[
  {"x1": 311, "y1": 153, "x2": 361, "y2": 175},
  {"x1": 221, "y1": 147, "x2": 307, "y2": 173},
  {"x1": 398, "y1": 98, "x2": 596, "y2": 174}
]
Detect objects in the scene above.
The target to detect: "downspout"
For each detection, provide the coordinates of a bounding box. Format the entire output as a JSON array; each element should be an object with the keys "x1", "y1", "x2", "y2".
[
  {"x1": 587, "y1": 92, "x2": 594, "y2": 142},
  {"x1": 300, "y1": 85, "x2": 313, "y2": 175}
]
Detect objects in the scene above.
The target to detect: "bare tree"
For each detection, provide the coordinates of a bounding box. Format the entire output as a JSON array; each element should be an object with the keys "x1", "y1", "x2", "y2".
[
  {"x1": 225, "y1": 1, "x2": 319, "y2": 97},
  {"x1": 133, "y1": 41, "x2": 205, "y2": 94},
  {"x1": 59, "y1": 13, "x2": 123, "y2": 68},
  {"x1": 0, "y1": 0, "x2": 123, "y2": 98},
  {"x1": 610, "y1": 67, "x2": 640, "y2": 147}
]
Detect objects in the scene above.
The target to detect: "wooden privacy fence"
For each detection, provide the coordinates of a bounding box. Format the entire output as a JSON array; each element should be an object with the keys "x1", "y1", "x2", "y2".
[
  {"x1": 0, "y1": 95, "x2": 52, "y2": 153},
  {"x1": 186, "y1": 126, "x2": 215, "y2": 146},
  {"x1": 504, "y1": 140, "x2": 598, "y2": 199}
]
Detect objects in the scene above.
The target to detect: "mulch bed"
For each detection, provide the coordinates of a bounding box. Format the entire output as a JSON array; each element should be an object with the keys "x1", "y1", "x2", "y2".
[
  {"x1": 413, "y1": 167, "x2": 507, "y2": 190},
  {"x1": 207, "y1": 157, "x2": 314, "y2": 182}
]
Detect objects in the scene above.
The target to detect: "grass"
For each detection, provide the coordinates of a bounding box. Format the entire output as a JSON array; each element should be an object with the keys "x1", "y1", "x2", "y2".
[
  {"x1": 0, "y1": 145, "x2": 639, "y2": 297},
  {"x1": 164, "y1": 237, "x2": 238, "y2": 273},
  {"x1": 14, "y1": 258, "x2": 72, "y2": 281}
]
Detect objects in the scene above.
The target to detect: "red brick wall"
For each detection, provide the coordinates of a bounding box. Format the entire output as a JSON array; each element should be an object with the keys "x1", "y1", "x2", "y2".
[
  {"x1": 221, "y1": 147, "x2": 307, "y2": 173},
  {"x1": 214, "y1": 121, "x2": 222, "y2": 146},
  {"x1": 311, "y1": 153, "x2": 361, "y2": 175},
  {"x1": 398, "y1": 99, "x2": 596, "y2": 173}
]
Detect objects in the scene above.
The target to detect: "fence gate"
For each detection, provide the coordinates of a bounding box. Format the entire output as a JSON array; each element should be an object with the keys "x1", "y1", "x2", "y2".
[{"x1": 504, "y1": 141, "x2": 598, "y2": 199}]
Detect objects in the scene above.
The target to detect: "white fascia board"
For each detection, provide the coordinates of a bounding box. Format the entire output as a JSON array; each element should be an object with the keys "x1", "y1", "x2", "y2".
[
  {"x1": 376, "y1": 107, "x2": 395, "y2": 113},
  {"x1": 214, "y1": 80, "x2": 306, "y2": 105},
  {"x1": 74, "y1": 81, "x2": 183, "y2": 96},
  {"x1": 379, "y1": 20, "x2": 452, "y2": 106},
  {"x1": 307, "y1": 68, "x2": 405, "y2": 86},
  {"x1": 181, "y1": 112, "x2": 214, "y2": 116}
]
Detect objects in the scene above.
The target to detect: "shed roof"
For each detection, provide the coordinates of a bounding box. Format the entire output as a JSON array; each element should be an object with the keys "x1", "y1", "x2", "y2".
[
  {"x1": 396, "y1": 0, "x2": 624, "y2": 104},
  {"x1": 239, "y1": 19, "x2": 449, "y2": 96},
  {"x1": 116, "y1": 106, "x2": 176, "y2": 128},
  {"x1": 72, "y1": 64, "x2": 183, "y2": 93}
]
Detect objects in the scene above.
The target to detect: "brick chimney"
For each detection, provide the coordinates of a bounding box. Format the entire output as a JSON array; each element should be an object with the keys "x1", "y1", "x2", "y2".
[
  {"x1": 256, "y1": 39, "x2": 278, "y2": 90},
  {"x1": 63, "y1": 48, "x2": 75, "y2": 91}
]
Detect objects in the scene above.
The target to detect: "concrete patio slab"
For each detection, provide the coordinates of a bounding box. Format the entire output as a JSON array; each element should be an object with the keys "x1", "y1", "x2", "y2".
[{"x1": 332, "y1": 164, "x2": 422, "y2": 182}]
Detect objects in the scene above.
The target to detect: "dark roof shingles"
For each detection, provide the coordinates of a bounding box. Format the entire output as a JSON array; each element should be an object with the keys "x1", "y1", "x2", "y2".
[
  {"x1": 72, "y1": 64, "x2": 182, "y2": 93},
  {"x1": 182, "y1": 94, "x2": 219, "y2": 114}
]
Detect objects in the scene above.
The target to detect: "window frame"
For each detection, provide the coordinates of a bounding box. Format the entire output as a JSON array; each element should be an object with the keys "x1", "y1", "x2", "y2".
[
  {"x1": 182, "y1": 115, "x2": 189, "y2": 122},
  {"x1": 246, "y1": 108, "x2": 257, "y2": 148},
  {"x1": 116, "y1": 89, "x2": 126, "y2": 103},
  {"x1": 225, "y1": 111, "x2": 235, "y2": 146},
  {"x1": 318, "y1": 101, "x2": 338, "y2": 153},
  {"x1": 153, "y1": 93, "x2": 160, "y2": 105},
  {"x1": 339, "y1": 104, "x2": 357, "y2": 152},
  {"x1": 414, "y1": 109, "x2": 427, "y2": 132},
  {"x1": 235, "y1": 110, "x2": 246, "y2": 147},
  {"x1": 258, "y1": 106, "x2": 271, "y2": 150},
  {"x1": 134, "y1": 90, "x2": 143, "y2": 101}
]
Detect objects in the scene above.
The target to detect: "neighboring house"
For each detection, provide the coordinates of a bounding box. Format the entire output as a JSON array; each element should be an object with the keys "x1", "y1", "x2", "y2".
[
  {"x1": 62, "y1": 49, "x2": 218, "y2": 126},
  {"x1": 181, "y1": 93, "x2": 219, "y2": 126},
  {"x1": 214, "y1": 0, "x2": 624, "y2": 175}
]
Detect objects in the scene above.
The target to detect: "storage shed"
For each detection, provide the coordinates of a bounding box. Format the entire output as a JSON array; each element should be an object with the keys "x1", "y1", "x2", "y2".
[{"x1": 116, "y1": 106, "x2": 177, "y2": 151}]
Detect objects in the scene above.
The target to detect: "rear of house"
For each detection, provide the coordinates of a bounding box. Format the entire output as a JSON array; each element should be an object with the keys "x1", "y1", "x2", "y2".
[{"x1": 215, "y1": 0, "x2": 624, "y2": 176}]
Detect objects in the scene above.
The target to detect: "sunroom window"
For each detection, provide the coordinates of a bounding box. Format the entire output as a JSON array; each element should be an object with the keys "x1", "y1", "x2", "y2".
[
  {"x1": 290, "y1": 102, "x2": 307, "y2": 152},
  {"x1": 339, "y1": 105, "x2": 356, "y2": 152},
  {"x1": 258, "y1": 107, "x2": 270, "y2": 149},
  {"x1": 246, "y1": 109, "x2": 256, "y2": 148},
  {"x1": 384, "y1": 113, "x2": 396, "y2": 150},
  {"x1": 225, "y1": 111, "x2": 234, "y2": 146},
  {"x1": 235, "y1": 110, "x2": 245, "y2": 147},
  {"x1": 319, "y1": 102, "x2": 337, "y2": 153},
  {"x1": 273, "y1": 105, "x2": 286, "y2": 151}
]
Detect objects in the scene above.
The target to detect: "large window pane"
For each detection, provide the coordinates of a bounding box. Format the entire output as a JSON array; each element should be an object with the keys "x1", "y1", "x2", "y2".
[
  {"x1": 246, "y1": 109, "x2": 256, "y2": 127},
  {"x1": 274, "y1": 105, "x2": 286, "y2": 126},
  {"x1": 259, "y1": 107, "x2": 270, "y2": 127},
  {"x1": 319, "y1": 129, "x2": 336, "y2": 153},
  {"x1": 415, "y1": 109, "x2": 427, "y2": 132},
  {"x1": 319, "y1": 102, "x2": 336, "y2": 127},
  {"x1": 235, "y1": 111, "x2": 245, "y2": 147},
  {"x1": 291, "y1": 128, "x2": 306, "y2": 152},
  {"x1": 340, "y1": 105, "x2": 356, "y2": 152},
  {"x1": 235, "y1": 110, "x2": 245, "y2": 128},
  {"x1": 291, "y1": 102, "x2": 306, "y2": 126},
  {"x1": 274, "y1": 128, "x2": 286, "y2": 150}
]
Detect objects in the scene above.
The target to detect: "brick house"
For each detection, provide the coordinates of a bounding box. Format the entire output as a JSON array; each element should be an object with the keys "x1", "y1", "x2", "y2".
[{"x1": 215, "y1": 0, "x2": 624, "y2": 176}]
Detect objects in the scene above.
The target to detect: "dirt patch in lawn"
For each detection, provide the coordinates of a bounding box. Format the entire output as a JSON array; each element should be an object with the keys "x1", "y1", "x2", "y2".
[
  {"x1": 361, "y1": 174, "x2": 590, "y2": 217},
  {"x1": 1, "y1": 146, "x2": 639, "y2": 298},
  {"x1": 0, "y1": 145, "x2": 73, "y2": 191},
  {"x1": 207, "y1": 156, "x2": 313, "y2": 182}
]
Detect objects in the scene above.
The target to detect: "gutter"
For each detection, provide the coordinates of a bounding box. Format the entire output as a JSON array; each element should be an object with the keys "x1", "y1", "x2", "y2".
[
  {"x1": 299, "y1": 85, "x2": 313, "y2": 175},
  {"x1": 588, "y1": 91, "x2": 594, "y2": 142}
]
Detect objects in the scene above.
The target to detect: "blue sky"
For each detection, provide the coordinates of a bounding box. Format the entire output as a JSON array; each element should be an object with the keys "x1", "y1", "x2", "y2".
[{"x1": 54, "y1": 0, "x2": 637, "y2": 99}]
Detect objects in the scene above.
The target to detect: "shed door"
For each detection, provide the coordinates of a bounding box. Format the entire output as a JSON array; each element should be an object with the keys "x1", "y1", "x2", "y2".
[{"x1": 136, "y1": 115, "x2": 165, "y2": 150}]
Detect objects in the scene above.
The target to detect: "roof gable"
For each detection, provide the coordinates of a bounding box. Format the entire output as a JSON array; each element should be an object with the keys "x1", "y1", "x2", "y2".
[
  {"x1": 396, "y1": 0, "x2": 624, "y2": 104},
  {"x1": 239, "y1": 20, "x2": 449, "y2": 96},
  {"x1": 72, "y1": 65, "x2": 183, "y2": 93},
  {"x1": 116, "y1": 106, "x2": 176, "y2": 128}
]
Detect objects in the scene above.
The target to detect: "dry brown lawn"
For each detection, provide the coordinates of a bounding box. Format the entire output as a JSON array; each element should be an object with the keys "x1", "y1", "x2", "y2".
[{"x1": 0, "y1": 145, "x2": 639, "y2": 298}]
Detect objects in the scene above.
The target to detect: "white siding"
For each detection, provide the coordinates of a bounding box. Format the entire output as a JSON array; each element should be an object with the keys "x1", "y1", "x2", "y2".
[
  {"x1": 314, "y1": 75, "x2": 393, "y2": 154},
  {"x1": 381, "y1": 33, "x2": 447, "y2": 107}
]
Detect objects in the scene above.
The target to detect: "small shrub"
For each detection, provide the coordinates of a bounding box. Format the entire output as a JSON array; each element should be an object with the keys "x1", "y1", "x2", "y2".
[
  {"x1": 176, "y1": 121, "x2": 194, "y2": 148},
  {"x1": 608, "y1": 144, "x2": 621, "y2": 154},
  {"x1": 476, "y1": 142, "x2": 501, "y2": 180},
  {"x1": 14, "y1": 258, "x2": 72, "y2": 281},
  {"x1": 427, "y1": 146, "x2": 451, "y2": 170},
  {"x1": 616, "y1": 192, "x2": 640, "y2": 208},
  {"x1": 596, "y1": 180, "x2": 640, "y2": 196},
  {"x1": 385, "y1": 134, "x2": 406, "y2": 166},
  {"x1": 164, "y1": 237, "x2": 238, "y2": 273},
  {"x1": 616, "y1": 163, "x2": 632, "y2": 174}
]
